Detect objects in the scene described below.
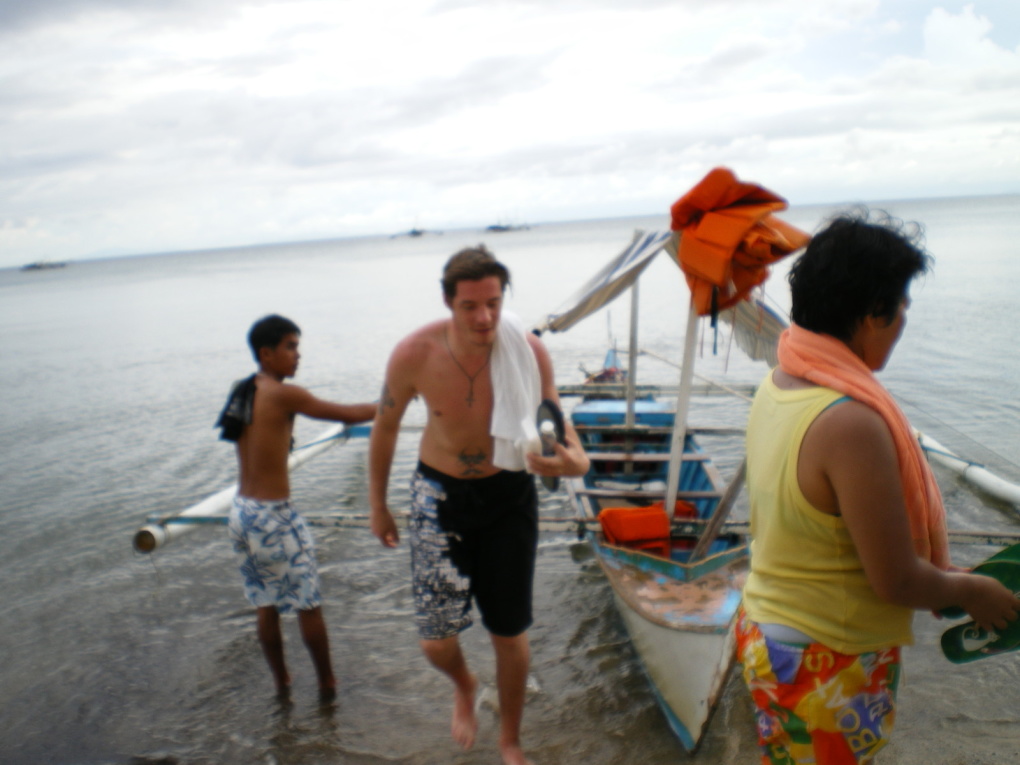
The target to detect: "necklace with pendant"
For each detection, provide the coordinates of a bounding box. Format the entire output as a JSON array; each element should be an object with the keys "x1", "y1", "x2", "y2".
[{"x1": 444, "y1": 328, "x2": 492, "y2": 407}]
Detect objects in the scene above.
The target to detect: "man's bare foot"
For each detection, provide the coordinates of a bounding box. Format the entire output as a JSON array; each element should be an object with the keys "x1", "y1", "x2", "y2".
[
  {"x1": 274, "y1": 674, "x2": 292, "y2": 700},
  {"x1": 500, "y1": 742, "x2": 534, "y2": 765},
  {"x1": 451, "y1": 674, "x2": 478, "y2": 750},
  {"x1": 319, "y1": 681, "x2": 337, "y2": 704}
]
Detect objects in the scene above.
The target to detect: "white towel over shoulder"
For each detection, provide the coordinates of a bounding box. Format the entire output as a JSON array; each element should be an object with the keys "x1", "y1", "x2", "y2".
[{"x1": 490, "y1": 311, "x2": 542, "y2": 471}]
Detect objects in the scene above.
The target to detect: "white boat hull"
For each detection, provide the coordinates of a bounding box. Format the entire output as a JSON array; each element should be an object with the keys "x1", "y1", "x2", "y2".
[{"x1": 592, "y1": 540, "x2": 747, "y2": 751}]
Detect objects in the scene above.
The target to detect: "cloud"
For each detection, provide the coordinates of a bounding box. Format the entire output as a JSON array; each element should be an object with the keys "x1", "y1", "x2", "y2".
[
  {"x1": 924, "y1": 4, "x2": 1019, "y2": 68},
  {"x1": 1, "y1": 0, "x2": 1018, "y2": 266},
  {"x1": 0, "y1": 0, "x2": 267, "y2": 36}
]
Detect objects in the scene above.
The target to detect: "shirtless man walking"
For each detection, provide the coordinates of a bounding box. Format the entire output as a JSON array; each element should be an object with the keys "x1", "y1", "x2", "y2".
[
  {"x1": 368, "y1": 247, "x2": 589, "y2": 765},
  {"x1": 220, "y1": 314, "x2": 375, "y2": 700}
]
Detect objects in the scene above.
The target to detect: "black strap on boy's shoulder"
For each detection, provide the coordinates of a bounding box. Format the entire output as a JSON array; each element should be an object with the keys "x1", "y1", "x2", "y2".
[{"x1": 215, "y1": 373, "x2": 257, "y2": 442}]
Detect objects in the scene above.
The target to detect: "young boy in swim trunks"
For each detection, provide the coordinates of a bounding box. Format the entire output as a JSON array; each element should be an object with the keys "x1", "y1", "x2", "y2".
[
  {"x1": 368, "y1": 247, "x2": 589, "y2": 765},
  {"x1": 739, "y1": 213, "x2": 1020, "y2": 764},
  {"x1": 219, "y1": 314, "x2": 375, "y2": 700}
]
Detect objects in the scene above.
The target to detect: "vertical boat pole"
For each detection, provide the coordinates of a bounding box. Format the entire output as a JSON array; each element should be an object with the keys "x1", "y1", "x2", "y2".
[
  {"x1": 664, "y1": 298, "x2": 699, "y2": 515},
  {"x1": 625, "y1": 280, "x2": 640, "y2": 429}
]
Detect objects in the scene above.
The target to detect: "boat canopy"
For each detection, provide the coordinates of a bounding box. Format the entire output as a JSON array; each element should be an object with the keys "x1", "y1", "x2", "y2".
[
  {"x1": 532, "y1": 223, "x2": 789, "y2": 367},
  {"x1": 534, "y1": 229, "x2": 675, "y2": 334},
  {"x1": 535, "y1": 168, "x2": 809, "y2": 337}
]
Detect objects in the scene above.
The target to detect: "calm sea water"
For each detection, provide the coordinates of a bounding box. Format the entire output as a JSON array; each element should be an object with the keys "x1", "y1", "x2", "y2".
[{"x1": 1, "y1": 197, "x2": 1019, "y2": 764}]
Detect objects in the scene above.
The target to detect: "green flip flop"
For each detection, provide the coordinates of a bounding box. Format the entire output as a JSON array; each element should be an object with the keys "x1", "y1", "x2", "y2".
[
  {"x1": 940, "y1": 560, "x2": 1020, "y2": 664},
  {"x1": 938, "y1": 542, "x2": 1020, "y2": 619}
]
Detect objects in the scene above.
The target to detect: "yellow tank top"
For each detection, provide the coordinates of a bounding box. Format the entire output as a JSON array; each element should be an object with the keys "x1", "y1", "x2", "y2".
[{"x1": 742, "y1": 373, "x2": 914, "y2": 653}]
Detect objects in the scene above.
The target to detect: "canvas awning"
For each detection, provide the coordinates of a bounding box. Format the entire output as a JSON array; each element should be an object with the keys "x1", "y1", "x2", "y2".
[{"x1": 534, "y1": 229, "x2": 674, "y2": 334}]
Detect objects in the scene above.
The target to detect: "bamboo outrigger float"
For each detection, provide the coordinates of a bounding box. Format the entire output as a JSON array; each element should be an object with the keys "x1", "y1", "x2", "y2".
[
  {"x1": 919, "y1": 432, "x2": 1020, "y2": 507},
  {"x1": 133, "y1": 423, "x2": 370, "y2": 553}
]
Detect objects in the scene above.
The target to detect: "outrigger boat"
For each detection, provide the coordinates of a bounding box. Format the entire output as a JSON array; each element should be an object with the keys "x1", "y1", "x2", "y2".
[
  {"x1": 532, "y1": 170, "x2": 814, "y2": 751},
  {"x1": 535, "y1": 234, "x2": 755, "y2": 751}
]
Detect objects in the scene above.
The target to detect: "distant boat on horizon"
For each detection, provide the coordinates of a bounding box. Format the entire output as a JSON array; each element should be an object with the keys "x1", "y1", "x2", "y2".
[
  {"x1": 21, "y1": 260, "x2": 68, "y2": 271},
  {"x1": 484, "y1": 222, "x2": 530, "y2": 233},
  {"x1": 390, "y1": 227, "x2": 443, "y2": 239}
]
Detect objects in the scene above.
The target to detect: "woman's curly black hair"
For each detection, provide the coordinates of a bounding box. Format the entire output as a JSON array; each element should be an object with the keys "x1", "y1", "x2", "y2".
[{"x1": 789, "y1": 208, "x2": 932, "y2": 341}]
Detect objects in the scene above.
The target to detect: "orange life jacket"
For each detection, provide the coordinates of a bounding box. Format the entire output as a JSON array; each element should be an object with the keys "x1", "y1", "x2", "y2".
[{"x1": 669, "y1": 167, "x2": 810, "y2": 316}]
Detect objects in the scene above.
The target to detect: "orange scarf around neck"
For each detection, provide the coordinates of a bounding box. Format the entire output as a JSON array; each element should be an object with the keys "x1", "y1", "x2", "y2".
[{"x1": 777, "y1": 323, "x2": 950, "y2": 569}]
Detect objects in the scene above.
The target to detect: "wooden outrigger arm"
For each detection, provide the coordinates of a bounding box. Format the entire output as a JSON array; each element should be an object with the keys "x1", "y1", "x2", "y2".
[
  {"x1": 147, "y1": 511, "x2": 1020, "y2": 549},
  {"x1": 133, "y1": 423, "x2": 363, "y2": 553}
]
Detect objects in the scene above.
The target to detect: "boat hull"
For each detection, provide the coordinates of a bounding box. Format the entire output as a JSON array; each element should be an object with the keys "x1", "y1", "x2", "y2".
[
  {"x1": 567, "y1": 393, "x2": 748, "y2": 751},
  {"x1": 592, "y1": 537, "x2": 747, "y2": 751}
]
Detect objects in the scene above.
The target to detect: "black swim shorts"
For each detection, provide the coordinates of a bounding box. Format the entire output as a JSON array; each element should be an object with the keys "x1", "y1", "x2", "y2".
[{"x1": 408, "y1": 461, "x2": 538, "y2": 640}]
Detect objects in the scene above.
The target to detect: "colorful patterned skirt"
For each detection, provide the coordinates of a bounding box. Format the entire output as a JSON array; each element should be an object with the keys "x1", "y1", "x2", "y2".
[{"x1": 736, "y1": 608, "x2": 902, "y2": 764}]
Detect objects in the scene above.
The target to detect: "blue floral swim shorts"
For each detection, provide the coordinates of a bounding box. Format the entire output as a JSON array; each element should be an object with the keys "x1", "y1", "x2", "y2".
[{"x1": 228, "y1": 496, "x2": 321, "y2": 613}]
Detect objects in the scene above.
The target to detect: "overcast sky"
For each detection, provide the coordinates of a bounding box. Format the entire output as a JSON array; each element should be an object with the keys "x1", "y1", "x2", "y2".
[{"x1": 2, "y1": 0, "x2": 1018, "y2": 266}]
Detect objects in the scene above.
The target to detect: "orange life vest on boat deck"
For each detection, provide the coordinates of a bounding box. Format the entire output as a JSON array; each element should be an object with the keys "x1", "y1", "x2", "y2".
[{"x1": 598, "y1": 500, "x2": 698, "y2": 555}]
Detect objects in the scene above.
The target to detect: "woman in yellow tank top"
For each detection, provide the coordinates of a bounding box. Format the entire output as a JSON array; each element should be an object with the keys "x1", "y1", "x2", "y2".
[{"x1": 738, "y1": 211, "x2": 1020, "y2": 765}]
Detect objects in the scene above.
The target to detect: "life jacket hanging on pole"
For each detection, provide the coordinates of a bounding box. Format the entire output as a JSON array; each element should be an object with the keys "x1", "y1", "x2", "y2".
[{"x1": 667, "y1": 167, "x2": 811, "y2": 328}]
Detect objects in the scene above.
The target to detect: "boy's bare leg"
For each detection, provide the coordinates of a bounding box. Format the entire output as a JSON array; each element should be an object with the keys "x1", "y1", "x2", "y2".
[
  {"x1": 420, "y1": 636, "x2": 478, "y2": 750},
  {"x1": 491, "y1": 632, "x2": 534, "y2": 765},
  {"x1": 256, "y1": 606, "x2": 291, "y2": 697},
  {"x1": 297, "y1": 606, "x2": 337, "y2": 701}
]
